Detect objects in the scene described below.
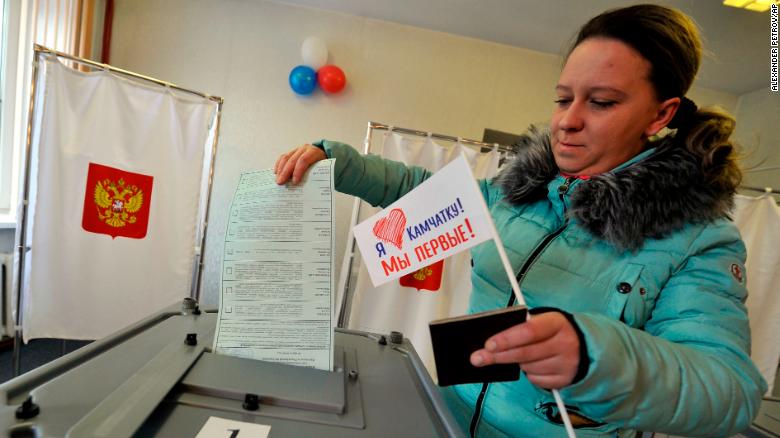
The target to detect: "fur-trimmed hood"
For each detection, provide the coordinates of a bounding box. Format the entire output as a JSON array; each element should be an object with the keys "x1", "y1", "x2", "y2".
[{"x1": 496, "y1": 126, "x2": 735, "y2": 252}]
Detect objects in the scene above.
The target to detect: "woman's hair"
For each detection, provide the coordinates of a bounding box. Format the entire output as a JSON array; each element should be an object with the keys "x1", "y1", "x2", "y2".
[{"x1": 569, "y1": 4, "x2": 741, "y2": 194}]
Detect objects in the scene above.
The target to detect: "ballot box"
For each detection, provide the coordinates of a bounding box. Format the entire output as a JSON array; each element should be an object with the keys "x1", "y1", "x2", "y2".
[
  {"x1": 0, "y1": 301, "x2": 463, "y2": 437},
  {"x1": 738, "y1": 396, "x2": 780, "y2": 438}
]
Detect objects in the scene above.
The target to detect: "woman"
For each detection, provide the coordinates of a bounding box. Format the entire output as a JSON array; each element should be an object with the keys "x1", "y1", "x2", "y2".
[{"x1": 274, "y1": 4, "x2": 766, "y2": 436}]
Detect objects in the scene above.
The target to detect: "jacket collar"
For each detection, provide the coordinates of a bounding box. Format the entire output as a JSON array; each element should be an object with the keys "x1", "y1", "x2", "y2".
[{"x1": 496, "y1": 126, "x2": 735, "y2": 252}]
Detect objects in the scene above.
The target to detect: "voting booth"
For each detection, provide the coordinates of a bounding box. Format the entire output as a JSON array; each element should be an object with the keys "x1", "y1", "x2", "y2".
[
  {"x1": 0, "y1": 300, "x2": 462, "y2": 437},
  {"x1": 12, "y1": 45, "x2": 222, "y2": 378}
]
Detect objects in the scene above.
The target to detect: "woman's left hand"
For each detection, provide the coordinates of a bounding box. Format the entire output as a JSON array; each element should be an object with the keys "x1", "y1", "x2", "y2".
[{"x1": 470, "y1": 311, "x2": 581, "y2": 389}]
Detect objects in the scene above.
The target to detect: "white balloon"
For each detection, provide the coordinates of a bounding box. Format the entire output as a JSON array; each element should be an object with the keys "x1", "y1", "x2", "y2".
[{"x1": 302, "y1": 37, "x2": 328, "y2": 70}]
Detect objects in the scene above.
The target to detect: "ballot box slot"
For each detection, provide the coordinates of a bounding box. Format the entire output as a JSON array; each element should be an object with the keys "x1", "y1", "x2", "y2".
[
  {"x1": 159, "y1": 347, "x2": 366, "y2": 430},
  {"x1": 178, "y1": 348, "x2": 351, "y2": 414},
  {"x1": 179, "y1": 385, "x2": 339, "y2": 413}
]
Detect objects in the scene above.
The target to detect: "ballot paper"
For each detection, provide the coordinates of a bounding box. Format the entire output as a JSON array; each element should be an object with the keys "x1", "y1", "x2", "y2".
[{"x1": 214, "y1": 160, "x2": 335, "y2": 371}]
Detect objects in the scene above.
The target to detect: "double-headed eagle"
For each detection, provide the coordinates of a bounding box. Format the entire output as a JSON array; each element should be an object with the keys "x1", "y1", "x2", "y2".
[
  {"x1": 412, "y1": 266, "x2": 434, "y2": 281},
  {"x1": 94, "y1": 178, "x2": 144, "y2": 227}
]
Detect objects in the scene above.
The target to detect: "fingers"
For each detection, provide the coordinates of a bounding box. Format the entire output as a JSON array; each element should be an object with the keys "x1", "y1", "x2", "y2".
[
  {"x1": 469, "y1": 313, "x2": 562, "y2": 366},
  {"x1": 274, "y1": 150, "x2": 293, "y2": 181},
  {"x1": 292, "y1": 150, "x2": 320, "y2": 184},
  {"x1": 470, "y1": 348, "x2": 576, "y2": 389},
  {"x1": 487, "y1": 314, "x2": 562, "y2": 352},
  {"x1": 274, "y1": 151, "x2": 290, "y2": 175},
  {"x1": 472, "y1": 338, "x2": 556, "y2": 366},
  {"x1": 468, "y1": 311, "x2": 581, "y2": 389},
  {"x1": 274, "y1": 147, "x2": 304, "y2": 175},
  {"x1": 521, "y1": 355, "x2": 569, "y2": 376},
  {"x1": 522, "y1": 350, "x2": 579, "y2": 389},
  {"x1": 277, "y1": 147, "x2": 306, "y2": 184},
  {"x1": 275, "y1": 145, "x2": 326, "y2": 185}
]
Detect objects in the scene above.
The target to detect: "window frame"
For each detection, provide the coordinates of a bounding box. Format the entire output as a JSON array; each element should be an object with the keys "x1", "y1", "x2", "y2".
[{"x1": 0, "y1": 0, "x2": 34, "y2": 226}]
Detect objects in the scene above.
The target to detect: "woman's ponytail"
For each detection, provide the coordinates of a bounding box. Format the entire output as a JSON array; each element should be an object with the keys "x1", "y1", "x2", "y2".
[{"x1": 676, "y1": 106, "x2": 742, "y2": 195}]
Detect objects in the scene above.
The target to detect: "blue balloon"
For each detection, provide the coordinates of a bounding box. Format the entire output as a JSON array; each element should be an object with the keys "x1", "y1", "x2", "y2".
[{"x1": 289, "y1": 65, "x2": 317, "y2": 95}]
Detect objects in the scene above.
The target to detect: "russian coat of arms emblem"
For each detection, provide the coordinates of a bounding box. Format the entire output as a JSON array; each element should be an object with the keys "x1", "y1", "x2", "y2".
[{"x1": 82, "y1": 163, "x2": 154, "y2": 239}]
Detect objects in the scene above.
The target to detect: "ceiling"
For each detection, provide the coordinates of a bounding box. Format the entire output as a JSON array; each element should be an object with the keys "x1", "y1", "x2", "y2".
[{"x1": 277, "y1": 0, "x2": 771, "y2": 95}]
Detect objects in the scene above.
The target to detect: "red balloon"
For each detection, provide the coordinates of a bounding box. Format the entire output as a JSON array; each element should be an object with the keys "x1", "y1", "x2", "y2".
[{"x1": 317, "y1": 65, "x2": 346, "y2": 94}]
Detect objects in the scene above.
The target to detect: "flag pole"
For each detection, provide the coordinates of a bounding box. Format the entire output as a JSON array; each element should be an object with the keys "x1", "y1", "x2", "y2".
[
  {"x1": 475, "y1": 174, "x2": 576, "y2": 438},
  {"x1": 486, "y1": 226, "x2": 577, "y2": 437}
]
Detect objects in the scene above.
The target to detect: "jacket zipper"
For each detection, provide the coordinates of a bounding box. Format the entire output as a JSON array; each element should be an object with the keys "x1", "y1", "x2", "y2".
[{"x1": 468, "y1": 177, "x2": 574, "y2": 437}]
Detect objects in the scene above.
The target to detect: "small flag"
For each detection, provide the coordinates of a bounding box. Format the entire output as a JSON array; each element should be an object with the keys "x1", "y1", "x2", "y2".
[{"x1": 353, "y1": 155, "x2": 493, "y2": 286}]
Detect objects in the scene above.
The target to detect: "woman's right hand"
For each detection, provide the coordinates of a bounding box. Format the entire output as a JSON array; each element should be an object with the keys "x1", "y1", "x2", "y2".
[{"x1": 274, "y1": 144, "x2": 327, "y2": 185}]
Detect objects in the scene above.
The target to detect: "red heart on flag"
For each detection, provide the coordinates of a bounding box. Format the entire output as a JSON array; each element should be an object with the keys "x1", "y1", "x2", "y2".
[{"x1": 373, "y1": 208, "x2": 406, "y2": 249}]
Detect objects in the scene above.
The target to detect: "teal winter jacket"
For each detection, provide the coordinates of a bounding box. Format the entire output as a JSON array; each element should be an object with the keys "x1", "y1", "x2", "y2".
[{"x1": 315, "y1": 128, "x2": 766, "y2": 437}]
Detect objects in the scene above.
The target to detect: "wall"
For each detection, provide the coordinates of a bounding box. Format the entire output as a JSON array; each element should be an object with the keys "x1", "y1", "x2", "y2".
[{"x1": 109, "y1": 0, "x2": 741, "y2": 305}]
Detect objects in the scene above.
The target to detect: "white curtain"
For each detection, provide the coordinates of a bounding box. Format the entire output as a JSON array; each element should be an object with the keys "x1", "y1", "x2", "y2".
[
  {"x1": 347, "y1": 131, "x2": 500, "y2": 379},
  {"x1": 20, "y1": 55, "x2": 217, "y2": 341},
  {"x1": 733, "y1": 194, "x2": 780, "y2": 395}
]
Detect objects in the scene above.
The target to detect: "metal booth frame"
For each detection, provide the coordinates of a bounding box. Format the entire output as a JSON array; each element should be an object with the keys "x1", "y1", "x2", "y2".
[{"x1": 11, "y1": 45, "x2": 223, "y2": 376}]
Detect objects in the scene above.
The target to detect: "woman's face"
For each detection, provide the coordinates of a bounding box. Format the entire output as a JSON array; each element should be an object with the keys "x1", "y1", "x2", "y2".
[{"x1": 551, "y1": 38, "x2": 677, "y2": 176}]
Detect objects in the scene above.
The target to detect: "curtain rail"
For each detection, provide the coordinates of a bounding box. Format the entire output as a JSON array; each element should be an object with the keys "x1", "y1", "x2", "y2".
[
  {"x1": 368, "y1": 122, "x2": 515, "y2": 154},
  {"x1": 34, "y1": 45, "x2": 223, "y2": 104}
]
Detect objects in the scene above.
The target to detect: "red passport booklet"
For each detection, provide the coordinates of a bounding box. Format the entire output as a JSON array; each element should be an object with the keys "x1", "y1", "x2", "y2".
[{"x1": 429, "y1": 305, "x2": 528, "y2": 387}]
